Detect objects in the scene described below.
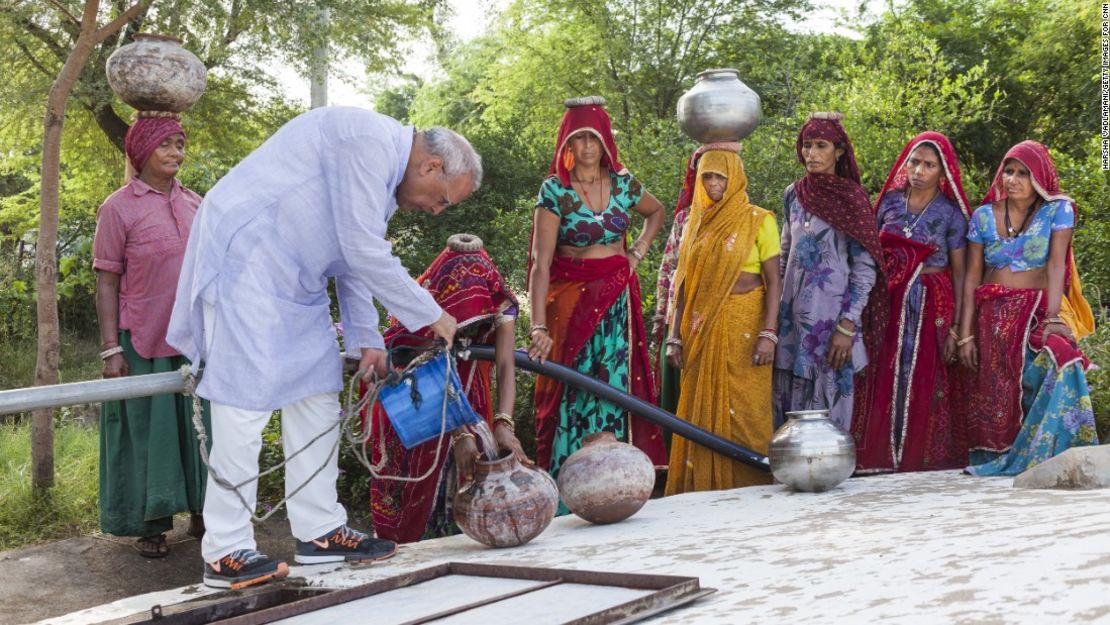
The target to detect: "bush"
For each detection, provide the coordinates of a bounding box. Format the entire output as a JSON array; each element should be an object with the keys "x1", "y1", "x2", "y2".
[{"x1": 1082, "y1": 304, "x2": 1110, "y2": 442}]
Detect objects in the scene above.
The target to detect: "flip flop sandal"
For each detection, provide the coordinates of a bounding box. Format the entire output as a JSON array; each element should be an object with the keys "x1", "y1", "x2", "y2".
[{"x1": 136, "y1": 534, "x2": 169, "y2": 558}]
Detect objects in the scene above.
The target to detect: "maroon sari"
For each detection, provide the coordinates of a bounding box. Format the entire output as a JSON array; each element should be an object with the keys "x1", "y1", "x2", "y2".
[
  {"x1": 853, "y1": 232, "x2": 964, "y2": 471},
  {"x1": 852, "y1": 132, "x2": 971, "y2": 472},
  {"x1": 962, "y1": 285, "x2": 1042, "y2": 452},
  {"x1": 366, "y1": 243, "x2": 516, "y2": 542}
]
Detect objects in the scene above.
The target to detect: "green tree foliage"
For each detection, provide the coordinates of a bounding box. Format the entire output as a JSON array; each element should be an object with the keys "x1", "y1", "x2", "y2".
[
  {"x1": 0, "y1": 0, "x2": 444, "y2": 342},
  {"x1": 387, "y1": 0, "x2": 814, "y2": 292},
  {"x1": 3, "y1": 0, "x2": 1105, "y2": 338}
]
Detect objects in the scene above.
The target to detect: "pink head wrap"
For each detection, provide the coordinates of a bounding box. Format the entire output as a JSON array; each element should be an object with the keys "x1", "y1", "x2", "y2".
[{"x1": 124, "y1": 116, "x2": 185, "y2": 174}]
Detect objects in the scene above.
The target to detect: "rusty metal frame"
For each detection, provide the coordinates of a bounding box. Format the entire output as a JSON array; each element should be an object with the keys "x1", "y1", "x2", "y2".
[{"x1": 100, "y1": 562, "x2": 714, "y2": 625}]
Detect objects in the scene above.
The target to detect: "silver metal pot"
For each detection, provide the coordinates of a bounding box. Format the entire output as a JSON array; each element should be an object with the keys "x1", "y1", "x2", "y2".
[
  {"x1": 676, "y1": 68, "x2": 762, "y2": 143},
  {"x1": 769, "y1": 409, "x2": 856, "y2": 492}
]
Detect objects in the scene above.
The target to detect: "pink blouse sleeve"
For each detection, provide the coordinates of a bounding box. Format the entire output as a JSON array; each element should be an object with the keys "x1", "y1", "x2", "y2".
[{"x1": 92, "y1": 201, "x2": 126, "y2": 274}]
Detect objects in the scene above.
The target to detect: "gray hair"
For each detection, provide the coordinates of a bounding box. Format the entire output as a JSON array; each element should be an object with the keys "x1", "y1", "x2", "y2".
[{"x1": 424, "y1": 126, "x2": 483, "y2": 192}]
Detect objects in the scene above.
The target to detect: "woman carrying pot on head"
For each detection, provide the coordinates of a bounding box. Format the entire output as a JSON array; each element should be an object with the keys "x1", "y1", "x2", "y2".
[
  {"x1": 92, "y1": 113, "x2": 210, "y2": 558},
  {"x1": 367, "y1": 234, "x2": 531, "y2": 542},
  {"x1": 774, "y1": 112, "x2": 886, "y2": 432},
  {"x1": 663, "y1": 148, "x2": 781, "y2": 494},
  {"x1": 958, "y1": 140, "x2": 1098, "y2": 475},
  {"x1": 528, "y1": 97, "x2": 668, "y2": 486},
  {"x1": 652, "y1": 141, "x2": 741, "y2": 416},
  {"x1": 852, "y1": 132, "x2": 971, "y2": 473}
]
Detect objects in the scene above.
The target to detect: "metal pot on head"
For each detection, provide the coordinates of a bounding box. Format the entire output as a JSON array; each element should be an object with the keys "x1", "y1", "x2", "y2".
[
  {"x1": 769, "y1": 409, "x2": 856, "y2": 492},
  {"x1": 676, "y1": 68, "x2": 762, "y2": 143}
]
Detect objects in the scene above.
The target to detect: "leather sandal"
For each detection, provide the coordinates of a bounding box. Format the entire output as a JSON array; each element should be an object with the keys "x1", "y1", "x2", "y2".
[{"x1": 135, "y1": 534, "x2": 169, "y2": 558}]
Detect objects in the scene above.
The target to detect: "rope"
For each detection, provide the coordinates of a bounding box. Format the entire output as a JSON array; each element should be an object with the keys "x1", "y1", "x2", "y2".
[
  {"x1": 340, "y1": 348, "x2": 455, "y2": 483},
  {"x1": 178, "y1": 343, "x2": 456, "y2": 523}
]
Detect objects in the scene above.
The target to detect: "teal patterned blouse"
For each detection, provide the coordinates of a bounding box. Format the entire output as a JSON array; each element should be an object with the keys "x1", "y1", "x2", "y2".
[
  {"x1": 535, "y1": 170, "x2": 644, "y2": 247},
  {"x1": 967, "y1": 199, "x2": 1074, "y2": 272}
]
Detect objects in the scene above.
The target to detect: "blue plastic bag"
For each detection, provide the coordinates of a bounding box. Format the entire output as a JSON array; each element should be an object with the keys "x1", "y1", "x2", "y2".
[{"x1": 378, "y1": 352, "x2": 481, "y2": 449}]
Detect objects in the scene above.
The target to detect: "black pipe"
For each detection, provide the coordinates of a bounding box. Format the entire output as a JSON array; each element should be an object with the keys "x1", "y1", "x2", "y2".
[{"x1": 462, "y1": 345, "x2": 770, "y2": 472}]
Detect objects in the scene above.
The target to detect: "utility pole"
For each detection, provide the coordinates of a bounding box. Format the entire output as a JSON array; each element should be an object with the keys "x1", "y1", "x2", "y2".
[{"x1": 310, "y1": 6, "x2": 329, "y2": 109}]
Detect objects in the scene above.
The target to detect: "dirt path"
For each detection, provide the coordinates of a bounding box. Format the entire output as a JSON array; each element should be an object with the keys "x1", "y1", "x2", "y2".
[{"x1": 0, "y1": 516, "x2": 295, "y2": 625}]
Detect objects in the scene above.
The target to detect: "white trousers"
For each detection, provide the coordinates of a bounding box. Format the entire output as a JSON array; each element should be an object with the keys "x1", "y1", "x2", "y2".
[{"x1": 200, "y1": 302, "x2": 347, "y2": 562}]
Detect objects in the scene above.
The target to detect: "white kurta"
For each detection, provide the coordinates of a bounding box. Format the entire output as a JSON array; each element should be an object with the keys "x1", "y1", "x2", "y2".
[{"x1": 168, "y1": 107, "x2": 442, "y2": 411}]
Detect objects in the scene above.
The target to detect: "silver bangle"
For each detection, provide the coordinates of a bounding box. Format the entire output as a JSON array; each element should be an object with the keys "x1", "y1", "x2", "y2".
[
  {"x1": 99, "y1": 345, "x2": 124, "y2": 360},
  {"x1": 757, "y1": 331, "x2": 779, "y2": 345}
]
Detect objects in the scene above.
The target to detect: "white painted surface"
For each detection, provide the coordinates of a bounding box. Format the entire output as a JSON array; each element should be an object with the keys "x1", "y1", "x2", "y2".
[
  {"x1": 270, "y1": 575, "x2": 541, "y2": 625},
  {"x1": 43, "y1": 471, "x2": 1110, "y2": 624}
]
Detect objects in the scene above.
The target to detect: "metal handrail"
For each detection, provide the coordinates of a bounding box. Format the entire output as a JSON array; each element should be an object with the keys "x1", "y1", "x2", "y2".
[{"x1": 0, "y1": 345, "x2": 770, "y2": 471}]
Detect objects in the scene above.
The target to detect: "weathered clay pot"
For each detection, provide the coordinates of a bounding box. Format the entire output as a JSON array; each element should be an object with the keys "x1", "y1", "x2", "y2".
[
  {"x1": 106, "y1": 34, "x2": 207, "y2": 112},
  {"x1": 769, "y1": 410, "x2": 856, "y2": 493},
  {"x1": 453, "y1": 451, "x2": 558, "y2": 548},
  {"x1": 557, "y1": 431, "x2": 654, "y2": 524},
  {"x1": 676, "y1": 68, "x2": 762, "y2": 143}
]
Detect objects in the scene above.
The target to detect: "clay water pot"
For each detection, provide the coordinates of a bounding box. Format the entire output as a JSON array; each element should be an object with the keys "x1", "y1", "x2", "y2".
[
  {"x1": 453, "y1": 451, "x2": 558, "y2": 548},
  {"x1": 106, "y1": 34, "x2": 207, "y2": 112},
  {"x1": 557, "y1": 431, "x2": 654, "y2": 524},
  {"x1": 769, "y1": 410, "x2": 856, "y2": 492},
  {"x1": 676, "y1": 68, "x2": 762, "y2": 143}
]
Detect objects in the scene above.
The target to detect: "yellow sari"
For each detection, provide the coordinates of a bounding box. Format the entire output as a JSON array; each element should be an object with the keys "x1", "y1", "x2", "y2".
[{"x1": 665, "y1": 150, "x2": 775, "y2": 494}]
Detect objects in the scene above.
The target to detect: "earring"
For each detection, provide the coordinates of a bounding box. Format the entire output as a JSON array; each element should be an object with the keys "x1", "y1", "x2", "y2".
[{"x1": 562, "y1": 147, "x2": 575, "y2": 171}]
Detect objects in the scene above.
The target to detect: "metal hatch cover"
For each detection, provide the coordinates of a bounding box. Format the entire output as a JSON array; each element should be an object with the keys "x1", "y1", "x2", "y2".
[{"x1": 99, "y1": 562, "x2": 715, "y2": 625}]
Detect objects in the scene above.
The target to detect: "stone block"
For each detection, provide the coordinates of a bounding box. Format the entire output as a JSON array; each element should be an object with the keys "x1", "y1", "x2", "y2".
[{"x1": 1013, "y1": 446, "x2": 1110, "y2": 490}]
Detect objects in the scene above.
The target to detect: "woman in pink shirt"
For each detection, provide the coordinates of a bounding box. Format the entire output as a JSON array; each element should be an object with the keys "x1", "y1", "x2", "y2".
[{"x1": 92, "y1": 114, "x2": 209, "y2": 558}]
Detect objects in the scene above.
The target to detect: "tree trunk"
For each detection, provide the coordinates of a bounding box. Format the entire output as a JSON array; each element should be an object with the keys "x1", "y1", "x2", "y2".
[{"x1": 32, "y1": 0, "x2": 150, "y2": 492}]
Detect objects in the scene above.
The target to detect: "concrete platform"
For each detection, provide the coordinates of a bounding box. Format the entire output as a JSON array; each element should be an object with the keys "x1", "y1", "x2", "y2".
[{"x1": 36, "y1": 471, "x2": 1110, "y2": 624}]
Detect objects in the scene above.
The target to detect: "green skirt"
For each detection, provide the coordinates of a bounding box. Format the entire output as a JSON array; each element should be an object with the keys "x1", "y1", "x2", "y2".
[
  {"x1": 658, "y1": 323, "x2": 680, "y2": 452},
  {"x1": 99, "y1": 331, "x2": 211, "y2": 537}
]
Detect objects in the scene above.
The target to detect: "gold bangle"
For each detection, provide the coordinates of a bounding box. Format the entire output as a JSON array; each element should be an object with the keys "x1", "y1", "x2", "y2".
[
  {"x1": 957, "y1": 335, "x2": 975, "y2": 346},
  {"x1": 451, "y1": 430, "x2": 475, "y2": 447},
  {"x1": 493, "y1": 413, "x2": 515, "y2": 432},
  {"x1": 834, "y1": 322, "x2": 855, "y2": 337}
]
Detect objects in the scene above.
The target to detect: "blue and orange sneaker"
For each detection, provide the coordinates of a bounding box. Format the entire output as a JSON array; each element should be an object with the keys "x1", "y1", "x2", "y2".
[
  {"x1": 203, "y1": 549, "x2": 289, "y2": 589},
  {"x1": 294, "y1": 525, "x2": 398, "y2": 564}
]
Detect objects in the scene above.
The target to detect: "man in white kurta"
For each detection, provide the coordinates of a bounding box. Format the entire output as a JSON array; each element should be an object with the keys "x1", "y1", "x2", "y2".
[{"x1": 167, "y1": 106, "x2": 479, "y2": 588}]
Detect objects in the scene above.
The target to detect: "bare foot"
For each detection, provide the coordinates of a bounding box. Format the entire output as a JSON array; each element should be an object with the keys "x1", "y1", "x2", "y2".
[{"x1": 186, "y1": 513, "x2": 205, "y2": 539}]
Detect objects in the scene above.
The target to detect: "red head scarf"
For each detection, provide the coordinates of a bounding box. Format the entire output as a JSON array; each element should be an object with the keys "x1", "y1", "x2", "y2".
[
  {"x1": 982, "y1": 140, "x2": 1094, "y2": 339},
  {"x1": 124, "y1": 115, "x2": 185, "y2": 174},
  {"x1": 876, "y1": 131, "x2": 971, "y2": 218},
  {"x1": 983, "y1": 140, "x2": 1069, "y2": 206},
  {"x1": 547, "y1": 97, "x2": 626, "y2": 186},
  {"x1": 795, "y1": 113, "x2": 861, "y2": 183},
  {"x1": 528, "y1": 97, "x2": 628, "y2": 292},
  {"x1": 792, "y1": 113, "x2": 879, "y2": 263},
  {"x1": 384, "y1": 234, "x2": 517, "y2": 347},
  {"x1": 792, "y1": 113, "x2": 888, "y2": 386}
]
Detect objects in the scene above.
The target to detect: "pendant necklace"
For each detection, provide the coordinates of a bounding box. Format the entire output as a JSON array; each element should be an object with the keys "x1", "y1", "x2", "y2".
[
  {"x1": 902, "y1": 188, "x2": 939, "y2": 238},
  {"x1": 1003, "y1": 197, "x2": 1036, "y2": 239},
  {"x1": 573, "y1": 175, "x2": 603, "y2": 219}
]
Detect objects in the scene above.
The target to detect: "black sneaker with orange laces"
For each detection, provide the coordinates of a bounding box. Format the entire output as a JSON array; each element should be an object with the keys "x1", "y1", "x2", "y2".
[
  {"x1": 203, "y1": 549, "x2": 289, "y2": 589},
  {"x1": 294, "y1": 525, "x2": 398, "y2": 564}
]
